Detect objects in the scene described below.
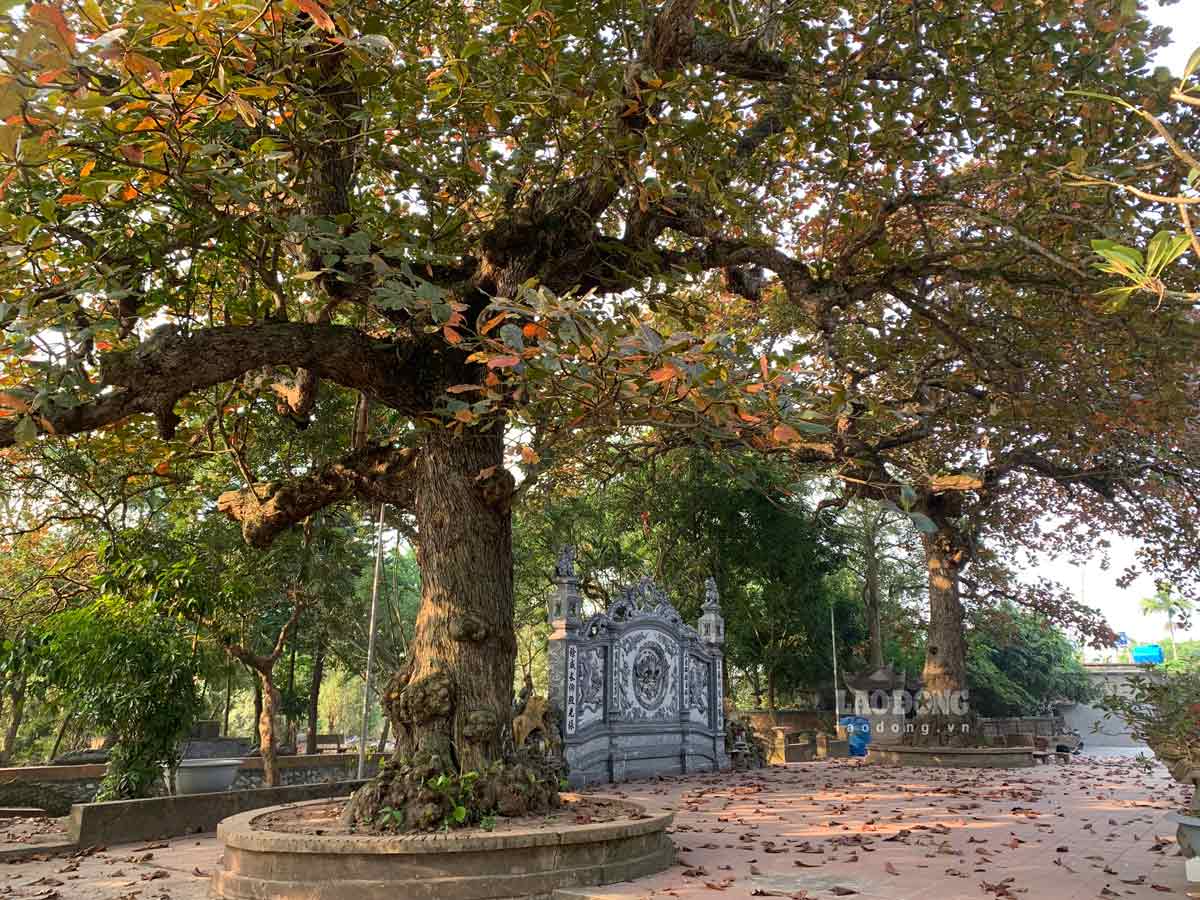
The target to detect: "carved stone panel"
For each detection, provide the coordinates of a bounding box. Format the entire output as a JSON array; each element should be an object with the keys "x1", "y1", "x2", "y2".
[
  {"x1": 548, "y1": 557, "x2": 729, "y2": 786},
  {"x1": 577, "y1": 647, "x2": 605, "y2": 731},
  {"x1": 687, "y1": 654, "x2": 711, "y2": 726},
  {"x1": 615, "y1": 630, "x2": 679, "y2": 721}
]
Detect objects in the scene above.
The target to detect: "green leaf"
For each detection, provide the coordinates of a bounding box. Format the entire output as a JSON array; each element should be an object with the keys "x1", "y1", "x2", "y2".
[
  {"x1": 908, "y1": 512, "x2": 939, "y2": 534},
  {"x1": 13, "y1": 415, "x2": 37, "y2": 445},
  {"x1": 452, "y1": 805, "x2": 467, "y2": 823},
  {"x1": 1183, "y1": 46, "x2": 1200, "y2": 83}
]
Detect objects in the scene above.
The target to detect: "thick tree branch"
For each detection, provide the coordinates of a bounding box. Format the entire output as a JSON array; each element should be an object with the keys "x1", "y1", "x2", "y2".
[
  {"x1": 0, "y1": 323, "x2": 434, "y2": 448},
  {"x1": 217, "y1": 444, "x2": 418, "y2": 547}
]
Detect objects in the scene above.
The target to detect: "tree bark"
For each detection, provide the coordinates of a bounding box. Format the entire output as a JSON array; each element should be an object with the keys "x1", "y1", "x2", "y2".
[
  {"x1": 306, "y1": 638, "x2": 325, "y2": 756},
  {"x1": 767, "y1": 668, "x2": 777, "y2": 718},
  {"x1": 0, "y1": 673, "x2": 27, "y2": 765},
  {"x1": 257, "y1": 670, "x2": 281, "y2": 786},
  {"x1": 914, "y1": 523, "x2": 973, "y2": 746},
  {"x1": 345, "y1": 427, "x2": 561, "y2": 830},
  {"x1": 394, "y1": 428, "x2": 515, "y2": 770}
]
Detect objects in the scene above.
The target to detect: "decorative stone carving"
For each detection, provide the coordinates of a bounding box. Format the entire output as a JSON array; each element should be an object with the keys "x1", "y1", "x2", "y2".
[
  {"x1": 687, "y1": 654, "x2": 710, "y2": 725},
  {"x1": 548, "y1": 564, "x2": 730, "y2": 786},
  {"x1": 698, "y1": 577, "x2": 725, "y2": 645},
  {"x1": 578, "y1": 647, "x2": 605, "y2": 730},
  {"x1": 555, "y1": 545, "x2": 576, "y2": 579}
]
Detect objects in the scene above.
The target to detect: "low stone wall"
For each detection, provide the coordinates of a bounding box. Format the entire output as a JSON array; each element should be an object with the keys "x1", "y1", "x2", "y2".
[
  {"x1": 0, "y1": 753, "x2": 385, "y2": 808},
  {"x1": 868, "y1": 745, "x2": 1035, "y2": 768},
  {"x1": 978, "y1": 716, "x2": 1064, "y2": 739},
  {"x1": 739, "y1": 709, "x2": 834, "y2": 735},
  {"x1": 213, "y1": 797, "x2": 675, "y2": 900},
  {"x1": 0, "y1": 764, "x2": 106, "y2": 812},
  {"x1": 230, "y1": 753, "x2": 383, "y2": 790},
  {"x1": 69, "y1": 780, "x2": 366, "y2": 847}
]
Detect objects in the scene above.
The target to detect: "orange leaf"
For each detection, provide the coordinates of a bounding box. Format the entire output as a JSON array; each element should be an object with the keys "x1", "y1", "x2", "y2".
[
  {"x1": 486, "y1": 355, "x2": 520, "y2": 369},
  {"x1": 759, "y1": 354, "x2": 769, "y2": 380},
  {"x1": 58, "y1": 193, "x2": 88, "y2": 204},
  {"x1": 772, "y1": 424, "x2": 801, "y2": 443},
  {"x1": 480, "y1": 312, "x2": 507, "y2": 335},
  {"x1": 445, "y1": 384, "x2": 480, "y2": 394},
  {"x1": 649, "y1": 365, "x2": 677, "y2": 382},
  {"x1": 519, "y1": 445, "x2": 540, "y2": 464},
  {"x1": 79, "y1": 160, "x2": 95, "y2": 177},
  {"x1": 154, "y1": 461, "x2": 170, "y2": 475},
  {"x1": 29, "y1": 4, "x2": 76, "y2": 54},
  {"x1": 442, "y1": 325, "x2": 462, "y2": 344},
  {"x1": 297, "y1": 0, "x2": 336, "y2": 32}
]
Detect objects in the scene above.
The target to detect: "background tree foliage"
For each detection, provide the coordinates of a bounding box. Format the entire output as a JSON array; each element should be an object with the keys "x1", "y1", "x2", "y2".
[{"x1": 0, "y1": 0, "x2": 1196, "y2": 805}]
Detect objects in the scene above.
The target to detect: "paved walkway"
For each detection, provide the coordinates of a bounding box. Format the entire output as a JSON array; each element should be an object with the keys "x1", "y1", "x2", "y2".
[
  {"x1": 573, "y1": 753, "x2": 1194, "y2": 900},
  {"x1": 0, "y1": 753, "x2": 1191, "y2": 900}
]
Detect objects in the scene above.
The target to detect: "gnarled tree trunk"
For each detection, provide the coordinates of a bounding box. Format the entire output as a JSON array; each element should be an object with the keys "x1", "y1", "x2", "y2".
[
  {"x1": 912, "y1": 520, "x2": 974, "y2": 746},
  {"x1": 345, "y1": 427, "x2": 561, "y2": 831}
]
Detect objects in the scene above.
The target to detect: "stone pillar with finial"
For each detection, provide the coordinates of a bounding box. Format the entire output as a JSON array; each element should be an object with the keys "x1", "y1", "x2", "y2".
[
  {"x1": 698, "y1": 577, "x2": 725, "y2": 647},
  {"x1": 546, "y1": 546, "x2": 582, "y2": 739},
  {"x1": 697, "y1": 577, "x2": 728, "y2": 764}
]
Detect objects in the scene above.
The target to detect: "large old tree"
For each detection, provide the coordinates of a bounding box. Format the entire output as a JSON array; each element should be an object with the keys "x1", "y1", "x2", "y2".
[{"x1": 1, "y1": 0, "x2": 1197, "y2": 811}]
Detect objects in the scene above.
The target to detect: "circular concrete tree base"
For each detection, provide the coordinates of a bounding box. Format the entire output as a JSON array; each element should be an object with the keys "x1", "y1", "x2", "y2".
[
  {"x1": 868, "y1": 745, "x2": 1035, "y2": 768},
  {"x1": 211, "y1": 797, "x2": 675, "y2": 900}
]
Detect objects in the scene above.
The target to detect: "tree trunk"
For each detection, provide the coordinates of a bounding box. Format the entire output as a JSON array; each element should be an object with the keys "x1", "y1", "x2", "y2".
[
  {"x1": 397, "y1": 428, "x2": 514, "y2": 769},
  {"x1": 223, "y1": 665, "x2": 234, "y2": 737},
  {"x1": 0, "y1": 673, "x2": 27, "y2": 765},
  {"x1": 376, "y1": 717, "x2": 390, "y2": 754},
  {"x1": 914, "y1": 524, "x2": 973, "y2": 746},
  {"x1": 257, "y1": 669, "x2": 281, "y2": 787},
  {"x1": 47, "y1": 709, "x2": 75, "y2": 763},
  {"x1": 864, "y1": 530, "x2": 885, "y2": 670},
  {"x1": 767, "y1": 668, "x2": 777, "y2": 719},
  {"x1": 345, "y1": 427, "x2": 560, "y2": 831},
  {"x1": 252, "y1": 675, "x2": 263, "y2": 745},
  {"x1": 306, "y1": 638, "x2": 325, "y2": 756},
  {"x1": 285, "y1": 643, "x2": 297, "y2": 748}
]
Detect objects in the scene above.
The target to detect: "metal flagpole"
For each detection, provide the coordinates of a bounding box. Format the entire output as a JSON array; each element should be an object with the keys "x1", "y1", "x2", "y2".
[
  {"x1": 830, "y1": 603, "x2": 841, "y2": 722},
  {"x1": 358, "y1": 502, "x2": 386, "y2": 779}
]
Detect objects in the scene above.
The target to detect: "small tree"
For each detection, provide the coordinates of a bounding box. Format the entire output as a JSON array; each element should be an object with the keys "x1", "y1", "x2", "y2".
[{"x1": 35, "y1": 601, "x2": 201, "y2": 800}]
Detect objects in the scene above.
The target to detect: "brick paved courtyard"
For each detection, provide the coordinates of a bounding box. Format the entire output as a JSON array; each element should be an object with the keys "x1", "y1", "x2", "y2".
[{"x1": 0, "y1": 753, "x2": 1192, "y2": 900}]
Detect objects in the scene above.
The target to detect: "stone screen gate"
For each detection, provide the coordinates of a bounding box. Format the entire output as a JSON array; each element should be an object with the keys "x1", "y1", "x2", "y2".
[{"x1": 547, "y1": 548, "x2": 730, "y2": 787}]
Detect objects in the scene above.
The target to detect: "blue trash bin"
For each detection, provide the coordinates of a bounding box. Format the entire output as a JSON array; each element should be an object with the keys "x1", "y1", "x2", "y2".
[{"x1": 840, "y1": 715, "x2": 872, "y2": 757}]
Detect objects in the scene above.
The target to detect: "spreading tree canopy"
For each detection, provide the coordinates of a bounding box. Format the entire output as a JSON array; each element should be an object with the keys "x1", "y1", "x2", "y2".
[{"x1": 1, "y1": 0, "x2": 1198, "y2": 814}]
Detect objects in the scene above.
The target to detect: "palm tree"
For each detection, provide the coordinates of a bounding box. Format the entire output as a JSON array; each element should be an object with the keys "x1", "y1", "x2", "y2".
[{"x1": 1140, "y1": 585, "x2": 1194, "y2": 662}]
